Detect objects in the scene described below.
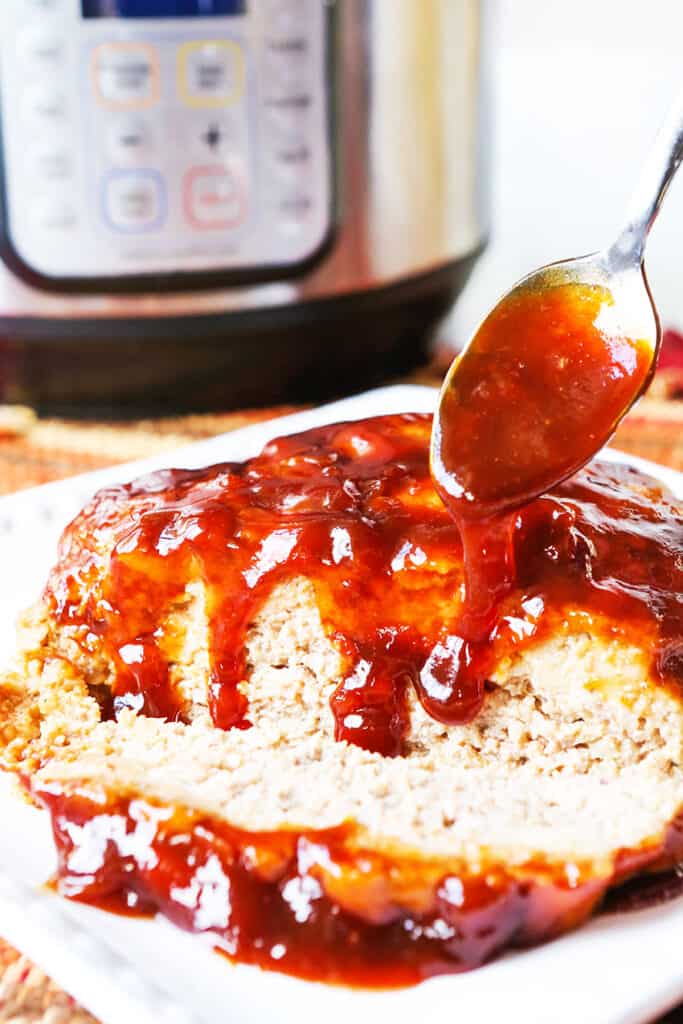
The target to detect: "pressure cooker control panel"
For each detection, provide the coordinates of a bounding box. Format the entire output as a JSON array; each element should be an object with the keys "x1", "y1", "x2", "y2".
[{"x1": 0, "y1": 0, "x2": 332, "y2": 285}]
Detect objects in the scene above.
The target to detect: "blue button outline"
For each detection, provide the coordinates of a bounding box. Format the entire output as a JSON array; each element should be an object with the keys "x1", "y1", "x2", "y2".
[{"x1": 101, "y1": 168, "x2": 167, "y2": 233}]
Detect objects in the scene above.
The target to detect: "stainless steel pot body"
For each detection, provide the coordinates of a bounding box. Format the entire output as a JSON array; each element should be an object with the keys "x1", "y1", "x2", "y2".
[{"x1": 0, "y1": 0, "x2": 491, "y2": 413}]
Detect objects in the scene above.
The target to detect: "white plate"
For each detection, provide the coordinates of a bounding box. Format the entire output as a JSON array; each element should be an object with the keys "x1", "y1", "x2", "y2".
[{"x1": 0, "y1": 384, "x2": 681, "y2": 1024}]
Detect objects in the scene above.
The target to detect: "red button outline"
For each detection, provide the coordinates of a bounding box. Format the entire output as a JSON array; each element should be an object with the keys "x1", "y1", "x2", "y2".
[{"x1": 183, "y1": 163, "x2": 247, "y2": 230}]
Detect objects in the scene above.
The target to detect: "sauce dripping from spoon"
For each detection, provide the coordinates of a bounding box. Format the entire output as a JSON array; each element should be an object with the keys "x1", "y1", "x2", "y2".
[
  {"x1": 432, "y1": 80, "x2": 683, "y2": 641},
  {"x1": 432, "y1": 283, "x2": 653, "y2": 527},
  {"x1": 430, "y1": 281, "x2": 654, "y2": 708}
]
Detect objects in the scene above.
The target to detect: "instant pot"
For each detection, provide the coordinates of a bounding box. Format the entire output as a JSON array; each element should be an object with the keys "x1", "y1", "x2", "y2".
[{"x1": 0, "y1": 0, "x2": 490, "y2": 415}]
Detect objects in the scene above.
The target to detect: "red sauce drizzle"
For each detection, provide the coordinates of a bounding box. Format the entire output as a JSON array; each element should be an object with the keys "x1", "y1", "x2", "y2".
[
  {"x1": 30, "y1": 281, "x2": 683, "y2": 986},
  {"x1": 432, "y1": 281, "x2": 655, "y2": 645},
  {"x1": 37, "y1": 786, "x2": 629, "y2": 987},
  {"x1": 35, "y1": 786, "x2": 683, "y2": 987},
  {"x1": 47, "y1": 412, "x2": 683, "y2": 758},
  {"x1": 432, "y1": 282, "x2": 654, "y2": 520}
]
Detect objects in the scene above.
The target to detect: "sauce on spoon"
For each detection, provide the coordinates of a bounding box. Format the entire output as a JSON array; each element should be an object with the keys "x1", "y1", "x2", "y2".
[{"x1": 431, "y1": 281, "x2": 654, "y2": 637}]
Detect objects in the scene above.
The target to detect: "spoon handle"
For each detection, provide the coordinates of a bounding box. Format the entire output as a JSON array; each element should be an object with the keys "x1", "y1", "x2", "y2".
[{"x1": 610, "y1": 85, "x2": 683, "y2": 266}]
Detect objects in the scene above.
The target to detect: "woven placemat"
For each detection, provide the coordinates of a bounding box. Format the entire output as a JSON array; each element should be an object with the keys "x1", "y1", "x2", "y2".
[{"x1": 0, "y1": 357, "x2": 681, "y2": 1024}]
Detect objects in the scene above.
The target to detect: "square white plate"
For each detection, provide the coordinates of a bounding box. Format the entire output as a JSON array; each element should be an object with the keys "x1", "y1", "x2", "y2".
[{"x1": 0, "y1": 385, "x2": 681, "y2": 1024}]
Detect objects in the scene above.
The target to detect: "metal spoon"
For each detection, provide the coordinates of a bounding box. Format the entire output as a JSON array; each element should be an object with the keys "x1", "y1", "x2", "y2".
[{"x1": 431, "y1": 88, "x2": 683, "y2": 520}]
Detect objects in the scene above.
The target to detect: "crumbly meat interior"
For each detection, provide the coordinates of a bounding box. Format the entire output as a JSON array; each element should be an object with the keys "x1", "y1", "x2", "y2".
[
  {"x1": 2, "y1": 574, "x2": 682, "y2": 878},
  {"x1": 1, "y1": 410, "x2": 683, "y2": 951}
]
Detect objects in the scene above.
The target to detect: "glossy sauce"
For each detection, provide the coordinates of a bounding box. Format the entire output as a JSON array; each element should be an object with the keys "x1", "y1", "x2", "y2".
[
  {"x1": 35, "y1": 411, "x2": 683, "y2": 984},
  {"x1": 47, "y1": 414, "x2": 683, "y2": 758},
  {"x1": 432, "y1": 282, "x2": 657, "y2": 645},
  {"x1": 602, "y1": 867, "x2": 683, "y2": 916},
  {"x1": 38, "y1": 784, "x2": 672, "y2": 988},
  {"x1": 48, "y1": 409, "x2": 683, "y2": 755},
  {"x1": 31, "y1": 279, "x2": 683, "y2": 984},
  {"x1": 432, "y1": 282, "x2": 654, "y2": 521}
]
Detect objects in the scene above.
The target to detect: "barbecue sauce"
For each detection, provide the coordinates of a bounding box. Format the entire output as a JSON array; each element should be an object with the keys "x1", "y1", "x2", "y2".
[
  {"x1": 432, "y1": 282, "x2": 654, "y2": 520},
  {"x1": 36, "y1": 280, "x2": 683, "y2": 985},
  {"x1": 38, "y1": 785, "x2": 678, "y2": 988},
  {"x1": 432, "y1": 280, "x2": 656, "y2": 655},
  {"x1": 48, "y1": 412, "x2": 682, "y2": 758}
]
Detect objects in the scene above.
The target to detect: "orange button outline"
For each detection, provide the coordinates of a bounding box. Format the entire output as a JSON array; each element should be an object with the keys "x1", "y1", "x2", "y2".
[
  {"x1": 177, "y1": 39, "x2": 245, "y2": 109},
  {"x1": 183, "y1": 163, "x2": 247, "y2": 230},
  {"x1": 91, "y1": 41, "x2": 160, "y2": 112}
]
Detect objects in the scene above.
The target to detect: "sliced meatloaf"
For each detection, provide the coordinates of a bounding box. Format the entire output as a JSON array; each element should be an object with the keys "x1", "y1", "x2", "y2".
[{"x1": 0, "y1": 413, "x2": 682, "y2": 985}]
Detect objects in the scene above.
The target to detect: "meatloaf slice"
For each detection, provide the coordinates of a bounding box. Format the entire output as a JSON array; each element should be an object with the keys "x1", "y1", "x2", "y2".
[{"x1": 0, "y1": 413, "x2": 682, "y2": 985}]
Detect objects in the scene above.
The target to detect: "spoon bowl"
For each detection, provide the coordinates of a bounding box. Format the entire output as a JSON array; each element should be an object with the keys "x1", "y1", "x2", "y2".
[
  {"x1": 432, "y1": 83, "x2": 683, "y2": 521},
  {"x1": 519, "y1": 247, "x2": 659, "y2": 356},
  {"x1": 431, "y1": 252, "x2": 658, "y2": 521}
]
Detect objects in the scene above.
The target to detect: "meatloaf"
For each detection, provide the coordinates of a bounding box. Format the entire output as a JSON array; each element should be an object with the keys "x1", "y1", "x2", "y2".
[{"x1": 0, "y1": 413, "x2": 682, "y2": 985}]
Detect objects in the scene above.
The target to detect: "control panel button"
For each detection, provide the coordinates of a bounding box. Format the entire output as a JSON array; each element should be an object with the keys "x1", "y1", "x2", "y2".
[
  {"x1": 265, "y1": 0, "x2": 308, "y2": 35},
  {"x1": 265, "y1": 34, "x2": 309, "y2": 55},
  {"x1": 106, "y1": 117, "x2": 153, "y2": 164},
  {"x1": 23, "y1": 85, "x2": 67, "y2": 123},
  {"x1": 272, "y1": 192, "x2": 313, "y2": 235},
  {"x1": 18, "y1": 29, "x2": 64, "y2": 68},
  {"x1": 92, "y1": 43, "x2": 160, "y2": 110},
  {"x1": 191, "y1": 114, "x2": 239, "y2": 159},
  {"x1": 184, "y1": 165, "x2": 246, "y2": 229},
  {"x1": 177, "y1": 41, "x2": 245, "y2": 108},
  {"x1": 268, "y1": 140, "x2": 311, "y2": 184},
  {"x1": 264, "y1": 98, "x2": 310, "y2": 148},
  {"x1": 103, "y1": 171, "x2": 165, "y2": 232},
  {"x1": 33, "y1": 198, "x2": 77, "y2": 232},
  {"x1": 30, "y1": 145, "x2": 72, "y2": 181},
  {"x1": 262, "y1": 47, "x2": 310, "y2": 96}
]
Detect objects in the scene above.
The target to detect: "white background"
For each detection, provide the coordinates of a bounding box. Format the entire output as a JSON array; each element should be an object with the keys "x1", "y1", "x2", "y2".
[{"x1": 449, "y1": 0, "x2": 683, "y2": 345}]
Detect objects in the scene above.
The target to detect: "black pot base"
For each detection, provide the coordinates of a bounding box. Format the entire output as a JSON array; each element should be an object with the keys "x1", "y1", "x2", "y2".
[{"x1": 0, "y1": 259, "x2": 476, "y2": 419}]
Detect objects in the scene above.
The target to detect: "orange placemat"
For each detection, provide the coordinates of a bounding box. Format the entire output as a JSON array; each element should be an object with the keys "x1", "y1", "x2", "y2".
[
  {"x1": 0, "y1": 393, "x2": 681, "y2": 497},
  {"x1": 0, "y1": 368, "x2": 681, "y2": 1024}
]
